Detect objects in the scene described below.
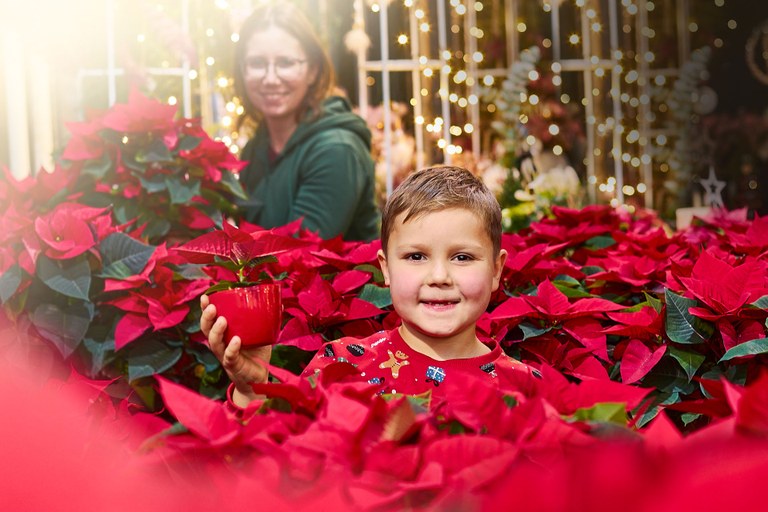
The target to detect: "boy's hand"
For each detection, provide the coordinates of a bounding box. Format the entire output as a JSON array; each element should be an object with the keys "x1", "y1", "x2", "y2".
[{"x1": 200, "y1": 294, "x2": 272, "y2": 408}]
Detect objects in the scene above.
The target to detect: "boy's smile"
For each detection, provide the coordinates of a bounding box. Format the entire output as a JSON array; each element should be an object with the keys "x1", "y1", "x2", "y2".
[{"x1": 378, "y1": 207, "x2": 507, "y2": 360}]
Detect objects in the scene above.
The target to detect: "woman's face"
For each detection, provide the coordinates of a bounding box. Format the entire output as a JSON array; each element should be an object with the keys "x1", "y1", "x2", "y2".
[{"x1": 242, "y1": 26, "x2": 317, "y2": 125}]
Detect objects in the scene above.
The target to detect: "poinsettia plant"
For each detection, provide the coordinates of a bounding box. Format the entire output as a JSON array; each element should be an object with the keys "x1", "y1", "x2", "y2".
[
  {"x1": 2, "y1": 86, "x2": 768, "y2": 443},
  {"x1": 485, "y1": 206, "x2": 768, "y2": 431},
  {"x1": 174, "y1": 221, "x2": 311, "y2": 293},
  {"x1": 60, "y1": 88, "x2": 248, "y2": 239},
  {"x1": 123, "y1": 361, "x2": 768, "y2": 510},
  {"x1": 0, "y1": 89, "x2": 249, "y2": 400}
]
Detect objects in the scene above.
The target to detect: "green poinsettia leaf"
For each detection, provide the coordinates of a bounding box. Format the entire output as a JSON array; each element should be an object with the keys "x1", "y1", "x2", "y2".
[
  {"x1": 136, "y1": 138, "x2": 173, "y2": 163},
  {"x1": 191, "y1": 203, "x2": 226, "y2": 228},
  {"x1": 218, "y1": 171, "x2": 248, "y2": 200},
  {"x1": 719, "y1": 337, "x2": 768, "y2": 362},
  {"x1": 122, "y1": 152, "x2": 146, "y2": 172},
  {"x1": 205, "y1": 281, "x2": 238, "y2": 293},
  {"x1": 127, "y1": 339, "x2": 183, "y2": 381},
  {"x1": 585, "y1": 235, "x2": 616, "y2": 250},
  {"x1": 177, "y1": 135, "x2": 202, "y2": 152},
  {"x1": 30, "y1": 301, "x2": 94, "y2": 358},
  {"x1": 81, "y1": 152, "x2": 113, "y2": 179},
  {"x1": 681, "y1": 412, "x2": 701, "y2": 426},
  {"x1": 354, "y1": 264, "x2": 385, "y2": 283},
  {"x1": 44, "y1": 187, "x2": 73, "y2": 211},
  {"x1": 553, "y1": 274, "x2": 581, "y2": 286},
  {"x1": 0, "y1": 264, "x2": 23, "y2": 303},
  {"x1": 503, "y1": 395, "x2": 518, "y2": 408},
  {"x1": 667, "y1": 346, "x2": 706, "y2": 382},
  {"x1": 167, "y1": 176, "x2": 201, "y2": 204},
  {"x1": 519, "y1": 322, "x2": 551, "y2": 340},
  {"x1": 633, "y1": 390, "x2": 680, "y2": 429},
  {"x1": 99, "y1": 233, "x2": 155, "y2": 279},
  {"x1": 175, "y1": 264, "x2": 211, "y2": 281},
  {"x1": 82, "y1": 336, "x2": 116, "y2": 377},
  {"x1": 139, "y1": 174, "x2": 168, "y2": 193},
  {"x1": 750, "y1": 295, "x2": 768, "y2": 309},
  {"x1": 358, "y1": 284, "x2": 392, "y2": 308},
  {"x1": 36, "y1": 255, "x2": 91, "y2": 301},
  {"x1": 580, "y1": 265, "x2": 605, "y2": 276},
  {"x1": 700, "y1": 364, "x2": 748, "y2": 387},
  {"x1": 270, "y1": 345, "x2": 316, "y2": 377},
  {"x1": 140, "y1": 216, "x2": 171, "y2": 240},
  {"x1": 644, "y1": 292, "x2": 663, "y2": 313},
  {"x1": 664, "y1": 289, "x2": 712, "y2": 344},
  {"x1": 570, "y1": 402, "x2": 626, "y2": 424},
  {"x1": 185, "y1": 343, "x2": 221, "y2": 373},
  {"x1": 552, "y1": 281, "x2": 593, "y2": 298},
  {"x1": 640, "y1": 356, "x2": 696, "y2": 396},
  {"x1": 111, "y1": 201, "x2": 137, "y2": 225},
  {"x1": 620, "y1": 302, "x2": 649, "y2": 313},
  {"x1": 244, "y1": 255, "x2": 278, "y2": 269}
]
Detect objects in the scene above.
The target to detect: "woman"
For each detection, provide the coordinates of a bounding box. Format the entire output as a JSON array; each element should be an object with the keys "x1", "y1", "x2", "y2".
[{"x1": 233, "y1": 2, "x2": 380, "y2": 241}]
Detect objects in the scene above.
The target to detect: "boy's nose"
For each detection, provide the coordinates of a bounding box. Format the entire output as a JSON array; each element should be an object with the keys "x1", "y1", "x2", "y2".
[{"x1": 425, "y1": 261, "x2": 452, "y2": 286}]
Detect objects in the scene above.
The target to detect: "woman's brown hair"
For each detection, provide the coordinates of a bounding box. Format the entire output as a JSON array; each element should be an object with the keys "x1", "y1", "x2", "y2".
[{"x1": 234, "y1": 2, "x2": 335, "y2": 129}]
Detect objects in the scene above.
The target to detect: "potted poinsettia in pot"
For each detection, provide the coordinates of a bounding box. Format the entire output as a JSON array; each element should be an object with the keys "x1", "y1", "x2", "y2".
[{"x1": 175, "y1": 222, "x2": 309, "y2": 347}]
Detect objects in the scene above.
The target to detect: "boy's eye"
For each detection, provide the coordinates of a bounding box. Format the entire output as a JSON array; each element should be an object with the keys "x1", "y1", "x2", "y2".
[
  {"x1": 453, "y1": 253, "x2": 474, "y2": 262},
  {"x1": 405, "y1": 253, "x2": 425, "y2": 261}
]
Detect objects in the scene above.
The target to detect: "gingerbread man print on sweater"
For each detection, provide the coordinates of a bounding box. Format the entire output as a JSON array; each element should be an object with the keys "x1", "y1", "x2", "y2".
[{"x1": 379, "y1": 350, "x2": 410, "y2": 378}]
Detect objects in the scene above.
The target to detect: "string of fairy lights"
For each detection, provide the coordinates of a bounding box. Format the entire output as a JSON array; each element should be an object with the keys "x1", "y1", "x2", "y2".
[{"x1": 119, "y1": 0, "x2": 738, "y2": 207}]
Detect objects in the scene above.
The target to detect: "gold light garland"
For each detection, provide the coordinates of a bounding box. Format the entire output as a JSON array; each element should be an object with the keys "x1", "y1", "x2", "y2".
[{"x1": 746, "y1": 19, "x2": 768, "y2": 86}]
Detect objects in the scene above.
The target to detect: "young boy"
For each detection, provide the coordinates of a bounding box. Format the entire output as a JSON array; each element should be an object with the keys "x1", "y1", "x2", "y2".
[{"x1": 201, "y1": 166, "x2": 529, "y2": 409}]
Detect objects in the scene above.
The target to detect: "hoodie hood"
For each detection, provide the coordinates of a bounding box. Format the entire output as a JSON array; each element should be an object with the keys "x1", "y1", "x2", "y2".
[
  {"x1": 288, "y1": 96, "x2": 372, "y2": 153},
  {"x1": 236, "y1": 95, "x2": 379, "y2": 242}
]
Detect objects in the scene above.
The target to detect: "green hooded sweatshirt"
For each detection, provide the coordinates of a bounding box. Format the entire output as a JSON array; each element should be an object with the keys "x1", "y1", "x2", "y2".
[{"x1": 237, "y1": 96, "x2": 380, "y2": 241}]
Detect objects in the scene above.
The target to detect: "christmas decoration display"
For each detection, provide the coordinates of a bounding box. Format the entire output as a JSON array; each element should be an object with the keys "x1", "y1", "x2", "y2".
[
  {"x1": 2, "y1": 1, "x2": 768, "y2": 507},
  {"x1": 1, "y1": 90, "x2": 768, "y2": 509}
]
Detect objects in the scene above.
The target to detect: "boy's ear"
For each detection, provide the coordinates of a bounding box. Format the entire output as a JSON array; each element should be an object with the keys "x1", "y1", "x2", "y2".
[
  {"x1": 377, "y1": 249, "x2": 391, "y2": 286},
  {"x1": 492, "y1": 249, "x2": 508, "y2": 291}
]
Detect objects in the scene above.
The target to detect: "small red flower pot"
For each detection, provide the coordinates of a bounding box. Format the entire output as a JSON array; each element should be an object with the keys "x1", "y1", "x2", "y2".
[{"x1": 207, "y1": 283, "x2": 282, "y2": 347}]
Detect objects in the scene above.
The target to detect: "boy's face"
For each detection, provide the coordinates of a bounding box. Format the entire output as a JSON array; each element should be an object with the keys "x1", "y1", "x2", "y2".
[{"x1": 378, "y1": 207, "x2": 507, "y2": 350}]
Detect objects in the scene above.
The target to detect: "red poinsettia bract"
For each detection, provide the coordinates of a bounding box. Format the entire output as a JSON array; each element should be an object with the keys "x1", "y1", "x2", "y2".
[{"x1": 109, "y1": 250, "x2": 210, "y2": 350}]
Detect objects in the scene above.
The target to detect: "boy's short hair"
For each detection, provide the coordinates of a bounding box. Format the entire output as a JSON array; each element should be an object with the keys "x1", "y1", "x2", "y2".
[{"x1": 380, "y1": 166, "x2": 502, "y2": 255}]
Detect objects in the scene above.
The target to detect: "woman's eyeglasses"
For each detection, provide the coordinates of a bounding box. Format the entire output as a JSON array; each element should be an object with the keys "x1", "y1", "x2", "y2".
[{"x1": 243, "y1": 56, "x2": 307, "y2": 80}]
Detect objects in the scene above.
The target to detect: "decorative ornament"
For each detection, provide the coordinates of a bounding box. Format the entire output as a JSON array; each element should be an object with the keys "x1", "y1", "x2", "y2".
[
  {"x1": 699, "y1": 166, "x2": 726, "y2": 208},
  {"x1": 344, "y1": 26, "x2": 371, "y2": 54},
  {"x1": 746, "y1": 19, "x2": 768, "y2": 86},
  {"x1": 693, "y1": 86, "x2": 718, "y2": 115}
]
